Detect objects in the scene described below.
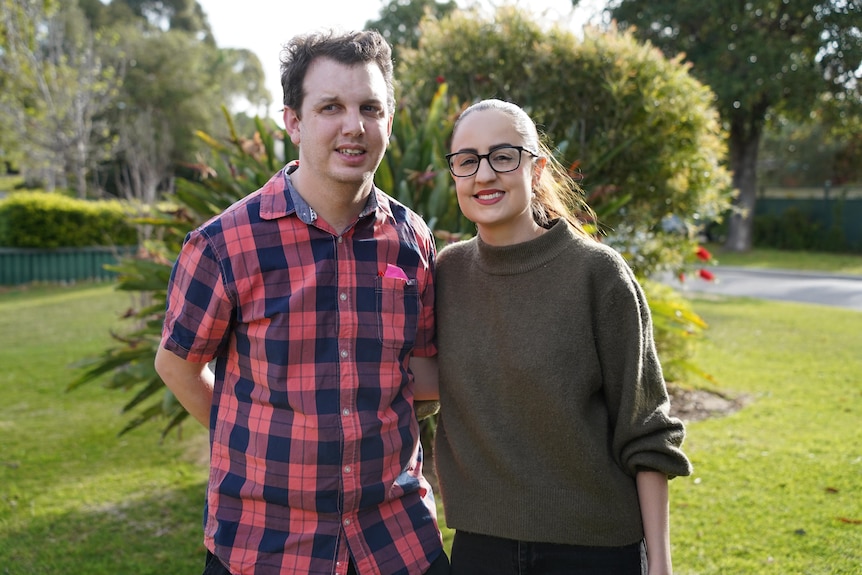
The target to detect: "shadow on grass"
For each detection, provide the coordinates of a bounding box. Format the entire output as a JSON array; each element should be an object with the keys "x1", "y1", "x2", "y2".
[{"x1": 2, "y1": 481, "x2": 208, "y2": 575}]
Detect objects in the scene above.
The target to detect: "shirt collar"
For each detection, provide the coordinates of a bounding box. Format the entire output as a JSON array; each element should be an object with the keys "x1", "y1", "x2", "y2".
[{"x1": 259, "y1": 160, "x2": 386, "y2": 225}]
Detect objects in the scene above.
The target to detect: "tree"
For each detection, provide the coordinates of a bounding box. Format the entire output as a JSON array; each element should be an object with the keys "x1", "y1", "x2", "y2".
[
  {"x1": 110, "y1": 0, "x2": 214, "y2": 42},
  {"x1": 607, "y1": 0, "x2": 862, "y2": 251},
  {"x1": 399, "y1": 6, "x2": 732, "y2": 276},
  {"x1": 91, "y1": 0, "x2": 270, "y2": 201},
  {"x1": 364, "y1": 0, "x2": 457, "y2": 62},
  {"x1": 0, "y1": 0, "x2": 119, "y2": 196},
  {"x1": 1, "y1": 0, "x2": 269, "y2": 199}
]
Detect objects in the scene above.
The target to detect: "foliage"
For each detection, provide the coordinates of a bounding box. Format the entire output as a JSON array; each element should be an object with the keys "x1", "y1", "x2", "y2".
[
  {"x1": 0, "y1": 191, "x2": 137, "y2": 248},
  {"x1": 0, "y1": 0, "x2": 121, "y2": 195},
  {"x1": 0, "y1": 0, "x2": 271, "y2": 199},
  {"x1": 377, "y1": 82, "x2": 472, "y2": 237},
  {"x1": 760, "y1": 110, "x2": 862, "y2": 188},
  {"x1": 641, "y1": 279, "x2": 709, "y2": 384},
  {"x1": 69, "y1": 111, "x2": 293, "y2": 437},
  {"x1": 364, "y1": 0, "x2": 457, "y2": 62},
  {"x1": 608, "y1": 0, "x2": 862, "y2": 251},
  {"x1": 398, "y1": 6, "x2": 733, "y2": 277},
  {"x1": 753, "y1": 205, "x2": 856, "y2": 253}
]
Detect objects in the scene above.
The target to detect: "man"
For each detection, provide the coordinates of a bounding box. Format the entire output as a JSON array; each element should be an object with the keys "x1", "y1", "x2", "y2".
[{"x1": 154, "y1": 30, "x2": 446, "y2": 575}]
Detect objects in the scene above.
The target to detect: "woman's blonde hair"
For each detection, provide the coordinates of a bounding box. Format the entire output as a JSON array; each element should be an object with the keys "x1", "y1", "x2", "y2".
[{"x1": 451, "y1": 99, "x2": 595, "y2": 237}]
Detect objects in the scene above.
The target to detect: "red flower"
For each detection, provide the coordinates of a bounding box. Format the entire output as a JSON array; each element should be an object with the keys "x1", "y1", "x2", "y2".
[
  {"x1": 698, "y1": 268, "x2": 715, "y2": 281},
  {"x1": 678, "y1": 272, "x2": 686, "y2": 283},
  {"x1": 695, "y1": 246, "x2": 712, "y2": 262},
  {"x1": 436, "y1": 75, "x2": 446, "y2": 84}
]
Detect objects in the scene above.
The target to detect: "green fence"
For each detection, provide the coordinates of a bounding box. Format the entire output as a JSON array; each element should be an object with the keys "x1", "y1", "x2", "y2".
[
  {"x1": 0, "y1": 246, "x2": 137, "y2": 285},
  {"x1": 757, "y1": 186, "x2": 862, "y2": 248}
]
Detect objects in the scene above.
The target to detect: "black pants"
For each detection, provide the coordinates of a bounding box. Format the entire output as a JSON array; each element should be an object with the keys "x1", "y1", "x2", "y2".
[
  {"x1": 203, "y1": 550, "x2": 450, "y2": 575},
  {"x1": 449, "y1": 531, "x2": 647, "y2": 575},
  {"x1": 347, "y1": 550, "x2": 449, "y2": 575}
]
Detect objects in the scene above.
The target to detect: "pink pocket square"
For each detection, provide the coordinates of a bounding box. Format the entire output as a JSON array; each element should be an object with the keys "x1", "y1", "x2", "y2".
[{"x1": 383, "y1": 264, "x2": 409, "y2": 281}]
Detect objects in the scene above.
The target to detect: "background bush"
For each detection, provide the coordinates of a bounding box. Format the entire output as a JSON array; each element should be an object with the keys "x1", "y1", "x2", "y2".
[
  {"x1": 0, "y1": 191, "x2": 137, "y2": 248},
  {"x1": 399, "y1": 7, "x2": 733, "y2": 277},
  {"x1": 753, "y1": 207, "x2": 856, "y2": 253}
]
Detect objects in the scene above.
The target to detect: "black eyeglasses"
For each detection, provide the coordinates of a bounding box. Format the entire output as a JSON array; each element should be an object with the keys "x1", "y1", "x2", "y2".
[{"x1": 445, "y1": 145, "x2": 539, "y2": 178}]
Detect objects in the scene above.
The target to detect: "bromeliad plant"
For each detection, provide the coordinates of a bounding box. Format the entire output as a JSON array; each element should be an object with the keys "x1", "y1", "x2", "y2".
[
  {"x1": 378, "y1": 82, "x2": 472, "y2": 237},
  {"x1": 68, "y1": 108, "x2": 292, "y2": 438}
]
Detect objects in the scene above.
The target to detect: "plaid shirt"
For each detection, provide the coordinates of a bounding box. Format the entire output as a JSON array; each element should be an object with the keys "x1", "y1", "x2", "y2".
[{"x1": 161, "y1": 163, "x2": 442, "y2": 575}]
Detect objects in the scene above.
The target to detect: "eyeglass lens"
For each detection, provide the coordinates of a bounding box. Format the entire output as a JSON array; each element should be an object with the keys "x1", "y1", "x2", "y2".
[{"x1": 448, "y1": 146, "x2": 525, "y2": 177}]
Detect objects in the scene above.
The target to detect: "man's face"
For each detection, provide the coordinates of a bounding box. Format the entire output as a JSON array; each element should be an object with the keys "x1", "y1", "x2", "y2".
[{"x1": 284, "y1": 57, "x2": 393, "y2": 195}]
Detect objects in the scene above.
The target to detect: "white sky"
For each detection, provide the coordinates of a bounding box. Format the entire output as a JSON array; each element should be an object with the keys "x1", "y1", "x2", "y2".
[{"x1": 197, "y1": 0, "x2": 607, "y2": 122}]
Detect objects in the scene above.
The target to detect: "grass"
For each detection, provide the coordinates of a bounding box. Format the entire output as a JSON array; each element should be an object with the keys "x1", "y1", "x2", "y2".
[
  {"x1": 0, "y1": 283, "x2": 209, "y2": 575},
  {"x1": 1, "y1": 276, "x2": 860, "y2": 573},
  {"x1": 671, "y1": 295, "x2": 862, "y2": 574},
  {"x1": 710, "y1": 245, "x2": 862, "y2": 276}
]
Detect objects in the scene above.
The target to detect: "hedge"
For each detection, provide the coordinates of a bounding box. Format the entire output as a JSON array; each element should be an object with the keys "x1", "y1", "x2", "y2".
[{"x1": 0, "y1": 191, "x2": 138, "y2": 248}]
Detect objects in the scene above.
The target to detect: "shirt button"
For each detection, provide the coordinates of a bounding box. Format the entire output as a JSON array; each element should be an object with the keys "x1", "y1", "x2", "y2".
[
  {"x1": 337, "y1": 236, "x2": 344, "y2": 244},
  {"x1": 339, "y1": 292, "x2": 347, "y2": 301},
  {"x1": 340, "y1": 349, "x2": 348, "y2": 358},
  {"x1": 344, "y1": 465, "x2": 352, "y2": 473},
  {"x1": 342, "y1": 408, "x2": 350, "y2": 416},
  {"x1": 343, "y1": 518, "x2": 351, "y2": 526}
]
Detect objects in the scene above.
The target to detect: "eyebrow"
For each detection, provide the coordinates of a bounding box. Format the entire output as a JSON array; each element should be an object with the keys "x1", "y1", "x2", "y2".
[
  {"x1": 311, "y1": 95, "x2": 386, "y2": 108},
  {"x1": 452, "y1": 143, "x2": 519, "y2": 154}
]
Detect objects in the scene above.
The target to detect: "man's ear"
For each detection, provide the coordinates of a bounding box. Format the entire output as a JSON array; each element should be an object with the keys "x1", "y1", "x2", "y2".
[{"x1": 284, "y1": 107, "x2": 301, "y2": 146}]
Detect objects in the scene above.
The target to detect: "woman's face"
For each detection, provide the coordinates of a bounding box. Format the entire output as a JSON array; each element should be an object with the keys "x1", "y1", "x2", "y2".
[{"x1": 448, "y1": 109, "x2": 542, "y2": 244}]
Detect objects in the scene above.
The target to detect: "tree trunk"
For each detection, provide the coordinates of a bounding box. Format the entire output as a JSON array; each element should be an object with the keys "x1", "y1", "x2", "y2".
[{"x1": 724, "y1": 118, "x2": 763, "y2": 252}]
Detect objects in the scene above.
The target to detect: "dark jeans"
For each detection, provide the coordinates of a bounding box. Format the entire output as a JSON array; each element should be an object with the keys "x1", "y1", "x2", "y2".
[
  {"x1": 203, "y1": 550, "x2": 450, "y2": 575},
  {"x1": 449, "y1": 531, "x2": 647, "y2": 575}
]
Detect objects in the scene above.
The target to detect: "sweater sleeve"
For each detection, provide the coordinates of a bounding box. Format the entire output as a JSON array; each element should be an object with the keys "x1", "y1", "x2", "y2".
[{"x1": 593, "y1": 252, "x2": 692, "y2": 479}]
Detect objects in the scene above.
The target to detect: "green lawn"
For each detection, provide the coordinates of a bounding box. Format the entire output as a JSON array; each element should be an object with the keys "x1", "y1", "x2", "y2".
[
  {"x1": 710, "y1": 245, "x2": 862, "y2": 276},
  {"x1": 0, "y1": 283, "x2": 209, "y2": 574},
  {"x1": 671, "y1": 295, "x2": 862, "y2": 574},
  {"x1": 1, "y1": 281, "x2": 859, "y2": 573}
]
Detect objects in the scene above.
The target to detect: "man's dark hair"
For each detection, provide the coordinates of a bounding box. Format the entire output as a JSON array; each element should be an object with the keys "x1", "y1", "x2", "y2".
[{"x1": 280, "y1": 29, "x2": 395, "y2": 116}]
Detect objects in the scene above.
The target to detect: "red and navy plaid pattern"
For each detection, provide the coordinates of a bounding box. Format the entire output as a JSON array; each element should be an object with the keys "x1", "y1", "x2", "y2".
[{"x1": 161, "y1": 163, "x2": 441, "y2": 575}]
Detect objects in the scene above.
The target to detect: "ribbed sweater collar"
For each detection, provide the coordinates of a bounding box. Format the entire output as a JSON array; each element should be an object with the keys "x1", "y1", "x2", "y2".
[{"x1": 474, "y1": 219, "x2": 573, "y2": 276}]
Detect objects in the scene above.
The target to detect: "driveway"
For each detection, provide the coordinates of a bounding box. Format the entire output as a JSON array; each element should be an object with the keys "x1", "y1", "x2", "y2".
[{"x1": 664, "y1": 266, "x2": 862, "y2": 312}]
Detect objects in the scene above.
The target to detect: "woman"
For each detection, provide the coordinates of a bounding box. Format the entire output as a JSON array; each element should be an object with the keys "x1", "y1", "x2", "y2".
[{"x1": 434, "y1": 99, "x2": 692, "y2": 575}]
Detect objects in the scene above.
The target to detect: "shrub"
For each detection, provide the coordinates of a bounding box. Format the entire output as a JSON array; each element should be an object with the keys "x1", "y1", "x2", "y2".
[
  {"x1": 399, "y1": 7, "x2": 733, "y2": 277},
  {"x1": 753, "y1": 206, "x2": 855, "y2": 253},
  {"x1": 0, "y1": 191, "x2": 137, "y2": 248}
]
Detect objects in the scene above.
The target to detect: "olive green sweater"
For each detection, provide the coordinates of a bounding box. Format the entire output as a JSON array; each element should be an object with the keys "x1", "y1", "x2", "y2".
[{"x1": 434, "y1": 219, "x2": 692, "y2": 547}]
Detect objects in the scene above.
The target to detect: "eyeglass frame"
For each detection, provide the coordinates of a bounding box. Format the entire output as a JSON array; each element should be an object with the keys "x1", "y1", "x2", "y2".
[{"x1": 445, "y1": 145, "x2": 540, "y2": 178}]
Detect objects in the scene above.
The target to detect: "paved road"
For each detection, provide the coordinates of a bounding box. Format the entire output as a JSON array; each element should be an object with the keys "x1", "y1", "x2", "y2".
[{"x1": 662, "y1": 266, "x2": 862, "y2": 312}]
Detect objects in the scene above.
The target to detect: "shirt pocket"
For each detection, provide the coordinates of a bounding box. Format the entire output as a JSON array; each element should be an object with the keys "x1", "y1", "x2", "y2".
[{"x1": 375, "y1": 275, "x2": 419, "y2": 350}]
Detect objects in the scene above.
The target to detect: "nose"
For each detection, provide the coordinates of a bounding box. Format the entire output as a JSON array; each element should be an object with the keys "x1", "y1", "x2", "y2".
[
  {"x1": 342, "y1": 108, "x2": 365, "y2": 136},
  {"x1": 474, "y1": 156, "x2": 496, "y2": 182}
]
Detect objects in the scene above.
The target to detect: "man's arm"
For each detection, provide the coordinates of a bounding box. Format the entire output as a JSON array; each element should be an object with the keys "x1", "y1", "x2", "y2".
[
  {"x1": 637, "y1": 470, "x2": 672, "y2": 575},
  {"x1": 154, "y1": 345, "x2": 214, "y2": 427},
  {"x1": 408, "y1": 355, "x2": 439, "y2": 401}
]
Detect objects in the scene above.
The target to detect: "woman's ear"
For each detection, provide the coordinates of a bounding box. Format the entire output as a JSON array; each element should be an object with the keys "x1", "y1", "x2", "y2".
[{"x1": 532, "y1": 156, "x2": 548, "y2": 188}]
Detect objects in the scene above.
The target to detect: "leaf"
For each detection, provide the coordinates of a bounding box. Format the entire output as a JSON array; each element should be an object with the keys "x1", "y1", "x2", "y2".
[{"x1": 837, "y1": 517, "x2": 862, "y2": 525}]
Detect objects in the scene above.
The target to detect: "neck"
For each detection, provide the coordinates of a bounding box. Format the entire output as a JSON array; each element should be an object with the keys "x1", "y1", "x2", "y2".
[
  {"x1": 292, "y1": 171, "x2": 373, "y2": 234},
  {"x1": 477, "y1": 219, "x2": 546, "y2": 247}
]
